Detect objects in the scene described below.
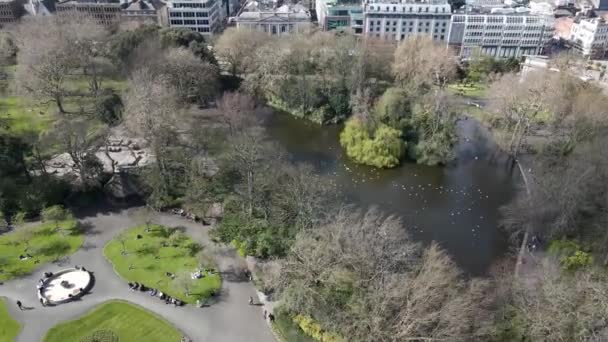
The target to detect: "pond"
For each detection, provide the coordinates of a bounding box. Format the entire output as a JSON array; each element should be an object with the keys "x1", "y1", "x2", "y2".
[{"x1": 265, "y1": 113, "x2": 518, "y2": 275}]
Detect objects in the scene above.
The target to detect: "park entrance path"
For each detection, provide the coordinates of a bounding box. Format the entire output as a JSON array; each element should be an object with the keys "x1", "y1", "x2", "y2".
[{"x1": 0, "y1": 208, "x2": 275, "y2": 342}]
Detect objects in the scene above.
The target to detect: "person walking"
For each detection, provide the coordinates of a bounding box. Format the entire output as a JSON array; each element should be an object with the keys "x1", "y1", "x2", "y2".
[
  {"x1": 263, "y1": 309, "x2": 267, "y2": 320},
  {"x1": 16, "y1": 300, "x2": 23, "y2": 310},
  {"x1": 248, "y1": 296, "x2": 253, "y2": 305}
]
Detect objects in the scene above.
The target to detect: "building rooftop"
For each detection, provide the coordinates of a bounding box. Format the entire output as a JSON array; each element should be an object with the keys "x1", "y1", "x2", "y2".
[{"x1": 237, "y1": 0, "x2": 310, "y2": 19}]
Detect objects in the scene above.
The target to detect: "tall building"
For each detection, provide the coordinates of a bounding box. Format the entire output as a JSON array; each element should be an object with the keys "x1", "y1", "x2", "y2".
[
  {"x1": 164, "y1": 0, "x2": 221, "y2": 34},
  {"x1": 448, "y1": 6, "x2": 554, "y2": 58},
  {"x1": 363, "y1": 0, "x2": 452, "y2": 42},
  {"x1": 235, "y1": 1, "x2": 310, "y2": 35},
  {"x1": 316, "y1": 0, "x2": 363, "y2": 34},
  {"x1": 0, "y1": 0, "x2": 25, "y2": 26},
  {"x1": 569, "y1": 16, "x2": 608, "y2": 57},
  {"x1": 56, "y1": 0, "x2": 122, "y2": 26}
]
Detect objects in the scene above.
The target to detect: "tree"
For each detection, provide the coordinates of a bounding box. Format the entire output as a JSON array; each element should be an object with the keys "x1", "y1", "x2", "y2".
[
  {"x1": 134, "y1": 206, "x2": 158, "y2": 232},
  {"x1": 216, "y1": 91, "x2": 259, "y2": 136},
  {"x1": 46, "y1": 118, "x2": 108, "y2": 189},
  {"x1": 41, "y1": 205, "x2": 71, "y2": 230},
  {"x1": 196, "y1": 250, "x2": 215, "y2": 269},
  {"x1": 215, "y1": 28, "x2": 269, "y2": 77},
  {"x1": 174, "y1": 270, "x2": 195, "y2": 297},
  {"x1": 14, "y1": 17, "x2": 107, "y2": 114},
  {"x1": 116, "y1": 232, "x2": 128, "y2": 256},
  {"x1": 158, "y1": 48, "x2": 219, "y2": 105},
  {"x1": 227, "y1": 127, "x2": 275, "y2": 216},
  {"x1": 374, "y1": 87, "x2": 413, "y2": 129},
  {"x1": 277, "y1": 209, "x2": 492, "y2": 341},
  {"x1": 339, "y1": 116, "x2": 405, "y2": 168},
  {"x1": 0, "y1": 31, "x2": 17, "y2": 65},
  {"x1": 393, "y1": 36, "x2": 457, "y2": 91}
]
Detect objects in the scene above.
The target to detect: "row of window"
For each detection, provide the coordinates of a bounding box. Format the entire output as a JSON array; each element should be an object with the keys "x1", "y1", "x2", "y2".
[
  {"x1": 173, "y1": 1, "x2": 215, "y2": 8},
  {"x1": 369, "y1": 20, "x2": 447, "y2": 27},
  {"x1": 370, "y1": 32, "x2": 446, "y2": 41},
  {"x1": 169, "y1": 19, "x2": 211, "y2": 25},
  {"x1": 170, "y1": 11, "x2": 209, "y2": 17},
  {"x1": 368, "y1": 5, "x2": 448, "y2": 14}
]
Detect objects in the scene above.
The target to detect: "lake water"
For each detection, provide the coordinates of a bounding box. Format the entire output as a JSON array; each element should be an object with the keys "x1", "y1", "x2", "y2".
[{"x1": 265, "y1": 113, "x2": 518, "y2": 275}]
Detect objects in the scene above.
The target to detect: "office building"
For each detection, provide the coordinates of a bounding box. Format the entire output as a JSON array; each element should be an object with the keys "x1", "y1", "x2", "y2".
[
  {"x1": 164, "y1": 0, "x2": 220, "y2": 34},
  {"x1": 316, "y1": 0, "x2": 363, "y2": 34},
  {"x1": 56, "y1": 0, "x2": 122, "y2": 26},
  {"x1": 448, "y1": 5, "x2": 554, "y2": 58},
  {"x1": 363, "y1": 0, "x2": 452, "y2": 42},
  {"x1": 121, "y1": 0, "x2": 164, "y2": 24},
  {"x1": 0, "y1": 0, "x2": 25, "y2": 25}
]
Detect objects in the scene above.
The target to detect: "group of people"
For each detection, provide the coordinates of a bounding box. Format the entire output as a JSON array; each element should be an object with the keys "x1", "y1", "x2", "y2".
[
  {"x1": 128, "y1": 282, "x2": 184, "y2": 306},
  {"x1": 36, "y1": 272, "x2": 54, "y2": 307}
]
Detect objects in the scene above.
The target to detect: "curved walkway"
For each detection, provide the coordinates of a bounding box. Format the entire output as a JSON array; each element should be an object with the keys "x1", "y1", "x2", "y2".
[{"x1": 0, "y1": 208, "x2": 275, "y2": 342}]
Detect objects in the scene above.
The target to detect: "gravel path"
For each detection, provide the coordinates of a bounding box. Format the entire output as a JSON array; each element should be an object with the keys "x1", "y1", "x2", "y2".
[{"x1": 0, "y1": 208, "x2": 275, "y2": 342}]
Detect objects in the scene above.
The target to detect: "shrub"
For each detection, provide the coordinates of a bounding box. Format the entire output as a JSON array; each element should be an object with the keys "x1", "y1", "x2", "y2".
[
  {"x1": 561, "y1": 250, "x2": 593, "y2": 271},
  {"x1": 339, "y1": 118, "x2": 405, "y2": 168},
  {"x1": 374, "y1": 87, "x2": 412, "y2": 129},
  {"x1": 41, "y1": 205, "x2": 71, "y2": 224},
  {"x1": 94, "y1": 89, "x2": 123, "y2": 125},
  {"x1": 293, "y1": 314, "x2": 343, "y2": 342}
]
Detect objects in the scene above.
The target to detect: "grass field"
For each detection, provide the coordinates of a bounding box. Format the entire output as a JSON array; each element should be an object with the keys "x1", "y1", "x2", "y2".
[
  {"x1": 447, "y1": 83, "x2": 487, "y2": 98},
  {"x1": 0, "y1": 297, "x2": 21, "y2": 342},
  {"x1": 104, "y1": 225, "x2": 221, "y2": 304},
  {"x1": 43, "y1": 300, "x2": 183, "y2": 342},
  {"x1": 0, "y1": 65, "x2": 126, "y2": 135},
  {"x1": 0, "y1": 220, "x2": 83, "y2": 281}
]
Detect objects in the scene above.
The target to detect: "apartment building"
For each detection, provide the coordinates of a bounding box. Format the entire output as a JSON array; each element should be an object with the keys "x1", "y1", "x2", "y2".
[
  {"x1": 569, "y1": 16, "x2": 608, "y2": 57},
  {"x1": 165, "y1": 0, "x2": 220, "y2": 34},
  {"x1": 316, "y1": 0, "x2": 363, "y2": 34},
  {"x1": 0, "y1": 0, "x2": 25, "y2": 26},
  {"x1": 363, "y1": 0, "x2": 452, "y2": 42},
  {"x1": 448, "y1": 8, "x2": 554, "y2": 58},
  {"x1": 235, "y1": 2, "x2": 310, "y2": 35},
  {"x1": 56, "y1": 0, "x2": 122, "y2": 26}
]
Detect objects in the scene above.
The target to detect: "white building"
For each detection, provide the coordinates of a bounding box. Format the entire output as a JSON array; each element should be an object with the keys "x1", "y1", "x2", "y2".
[
  {"x1": 448, "y1": 8, "x2": 554, "y2": 58},
  {"x1": 570, "y1": 16, "x2": 608, "y2": 57},
  {"x1": 363, "y1": 0, "x2": 451, "y2": 42},
  {"x1": 235, "y1": 1, "x2": 311, "y2": 35},
  {"x1": 165, "y1": 0, "x2": 221, "y2": 34}
]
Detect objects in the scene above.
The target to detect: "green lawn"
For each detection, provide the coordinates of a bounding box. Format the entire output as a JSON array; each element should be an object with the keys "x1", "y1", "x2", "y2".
[
  {"x1": 0, "y1": 65, "x2": 126, "y2": 135},
  {"x1": 0, "y1": 297, "x2": 21, "y2": 342},
  {"x1": 104, "y1": 225, "x2": 221, "y2": 304},
  {"x1": 43, "y1": 300, "x2": 183, "y2": 342},
  {"x1": 0, "y1": 220, "x2": 83, "y2": 281},
  {"x1": 448, "y1": 82, "x2": 487, "y2": 98}
]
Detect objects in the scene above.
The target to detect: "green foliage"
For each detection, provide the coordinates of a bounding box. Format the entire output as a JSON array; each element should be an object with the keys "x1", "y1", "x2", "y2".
[
  {"x1": 158, "y1": 28, "x2": 216, "y2": 65},
  {"x1": 562, "y1": 251, "x2": 593, "y2": 271},
  {"x1": 466, "y1": 56, "x2": 520, "y2": 84},
  {"x1": 339, "y1": 118, "x2": 405, "y2": 168},
  {"x1": 548, "y1": 239, "x2": 594, "y2": 271},
  {"x1": 293, "y1": 314, "x2": 343, "y2": 342},
  {"x1": 41, "y1": 205, "x2": 72, "y2": 223},
  {"x1": 94, "y1": 89, "x2": 123, "y2": 125},
  {"x1": 212, "y1": 214, "x2": 291, "y2": 258},
  {"x1": 106, "y1": 25, "x2": 160, "y2": 68},
  {"x1": 408, "y1": 101, "x2": 457, "y2": 165},
  {"x1": 374, "y1": 87, "x2": 412, "y2": 129}
]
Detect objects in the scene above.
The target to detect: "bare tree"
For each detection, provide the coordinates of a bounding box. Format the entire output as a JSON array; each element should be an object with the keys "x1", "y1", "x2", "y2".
[
  {"x1": 174, "y1": 270, "x2": 194, "y2": 297},
  {"x1": 46, "y1": 117, "x2": 108, "y2": 188},
  {"x1": 278, "y1": 208, "x2": 491, "y2": 341},
  {"x1": 215, "y1": 28, "x2": 269, "y2": 77},
  {"x1": 134, "y1": 206, "x2": 158, "y2": 232},
  {"x1": 393, "y1": 36, "x2": 457, "y2": 91},
  {"x1": 14, "y1": 16, "x2": 107, "y2": 114},
  {"x1": 216, "y1": 91, "x2": 259, "y2": 136}
]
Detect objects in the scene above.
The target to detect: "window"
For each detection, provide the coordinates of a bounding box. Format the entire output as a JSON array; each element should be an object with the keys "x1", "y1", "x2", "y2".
[
  {"x1": 170, "y1": 12, "x2": 182, "y2": 17},
  {"x1": 197, "y1": 19, "x2": 208, "y2": 25},
  {"x1": 401, "y1": 34, "x2": 405, "y2": 39},
  {"x1": 440, "y1": 35, "x2": 444, "y2": 40},
  {"x1": 281, "y1": 25, "x2": 286, "y2": 32},
  {"x1": 392, "y1": 27, "x2": 396, "y2": 31},
  {"x1": 195, "y1": 12, "x2": 208, "y2": 17},
  {"x1": 170, "y1": 19, "x2": 183, "y2": 25},
  {"x1": 409, "y1": 27, "x2": 412, "y2": 32}
]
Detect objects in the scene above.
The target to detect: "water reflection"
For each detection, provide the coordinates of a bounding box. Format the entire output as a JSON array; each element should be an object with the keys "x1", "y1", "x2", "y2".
[{"x1": 265, "y1": 113, "x2": 517, "y2": 275}]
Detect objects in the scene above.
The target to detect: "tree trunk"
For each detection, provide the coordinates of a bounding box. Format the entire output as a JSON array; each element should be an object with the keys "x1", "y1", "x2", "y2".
[
  {"x1": 56, "y1": 95, "x2": 66, "y2": 114},
  {"x1": 247, "y1": 168, "x2": 253, "y2": 217},
  {"x1": 514, "y1": 159, "x2": 532, "y2": 278}
]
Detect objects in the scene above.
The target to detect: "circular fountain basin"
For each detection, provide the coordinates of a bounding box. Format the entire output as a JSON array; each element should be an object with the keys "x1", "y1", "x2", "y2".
[{"x1": 39, "y1": 268, "x2": 93, "y2": 305}]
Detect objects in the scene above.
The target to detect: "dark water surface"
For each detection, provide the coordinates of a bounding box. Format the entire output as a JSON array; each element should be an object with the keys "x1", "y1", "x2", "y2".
[{"x1": 265, "y1": 113, "x2": 519, "y2": 275}]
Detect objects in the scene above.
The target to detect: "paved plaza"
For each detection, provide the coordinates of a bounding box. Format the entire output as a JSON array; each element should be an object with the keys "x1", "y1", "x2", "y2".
[{"x1": 0, "y1": 208, "x2": 275, "y2": 342}]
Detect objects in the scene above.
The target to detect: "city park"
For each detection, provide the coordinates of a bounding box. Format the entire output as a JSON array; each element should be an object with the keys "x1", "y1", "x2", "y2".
[{"x1": 0, "y1": 205, "x2": 275, "y2": 342}]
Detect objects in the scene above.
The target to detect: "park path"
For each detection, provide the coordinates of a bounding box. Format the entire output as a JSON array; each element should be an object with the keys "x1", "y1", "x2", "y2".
[{"x1": 0, "y1": 208, "x2": 275, "y2": 342}]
